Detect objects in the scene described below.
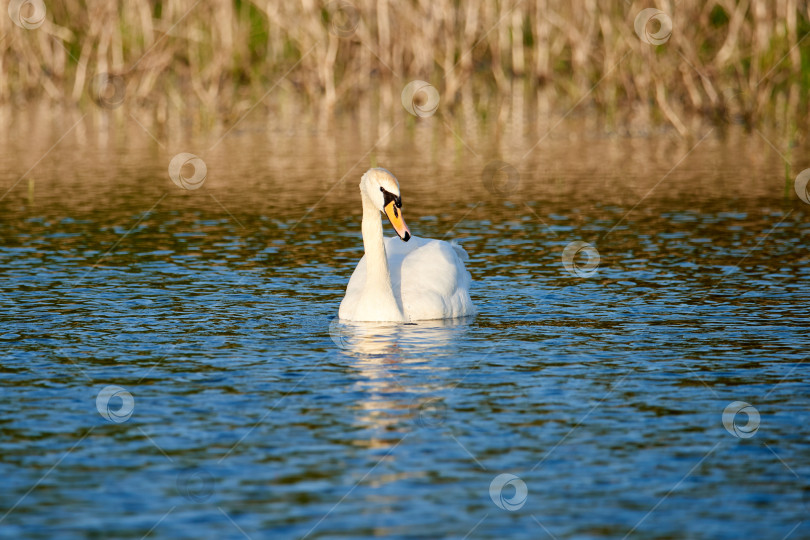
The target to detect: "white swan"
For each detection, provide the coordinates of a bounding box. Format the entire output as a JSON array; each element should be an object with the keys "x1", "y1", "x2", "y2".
[{"x1": 338, "y1": 168, "x2": 476, "y2": 322}]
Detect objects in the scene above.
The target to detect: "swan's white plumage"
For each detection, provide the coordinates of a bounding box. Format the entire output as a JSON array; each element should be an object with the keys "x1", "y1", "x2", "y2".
[
  {"x1": 338, "y1": 167, "x2": 476, "y2": 322},
  {"x1": 339, "y1": 235, "x2": 476, "y2": 321}
]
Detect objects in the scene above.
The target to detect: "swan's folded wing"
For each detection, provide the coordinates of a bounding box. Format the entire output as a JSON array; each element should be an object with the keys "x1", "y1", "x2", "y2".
[
  {"x1": 384, "y1": 235, "x2": 475, "y2": 320},
  {"x1": 448, "y1": 240, "x2": 469, "y2": 262}
]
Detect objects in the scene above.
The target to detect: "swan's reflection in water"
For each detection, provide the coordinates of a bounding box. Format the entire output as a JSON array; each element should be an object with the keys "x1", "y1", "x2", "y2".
[
  {"x1": 328, "y1": 317, "x2": 474, "y2": 449},
  {"x1": 329, "y1": 317, "x2": 474, "y2": 358}
]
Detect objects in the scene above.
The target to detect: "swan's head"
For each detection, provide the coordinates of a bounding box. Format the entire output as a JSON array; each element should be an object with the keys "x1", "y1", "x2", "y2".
[{"x1": 360, "y1": 167, "x2": 411, "y2": 242}]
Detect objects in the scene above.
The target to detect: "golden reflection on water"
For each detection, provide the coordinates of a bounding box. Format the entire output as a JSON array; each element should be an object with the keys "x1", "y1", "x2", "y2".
[
  {"x1": 0, "y1": 101, "x2": 805, "y2": 223},
  {"x1": 1, "y1": 103, "x2": 807, "y2": 308}
]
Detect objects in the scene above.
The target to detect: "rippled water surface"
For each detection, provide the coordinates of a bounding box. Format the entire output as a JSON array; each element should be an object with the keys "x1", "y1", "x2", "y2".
[{"x1": 1, "y1": 113, "x2": 809, "y2": 539}]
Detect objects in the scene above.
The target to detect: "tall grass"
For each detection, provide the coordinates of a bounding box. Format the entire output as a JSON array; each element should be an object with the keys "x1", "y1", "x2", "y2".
[{"x1": 1, "y1": 0, "x2": 808, "y2": 132}]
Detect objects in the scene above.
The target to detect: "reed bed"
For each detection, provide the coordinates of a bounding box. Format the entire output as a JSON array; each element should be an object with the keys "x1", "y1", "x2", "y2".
[{"x1": 1, "y1": 0, "x2": 808, "y2": 132}]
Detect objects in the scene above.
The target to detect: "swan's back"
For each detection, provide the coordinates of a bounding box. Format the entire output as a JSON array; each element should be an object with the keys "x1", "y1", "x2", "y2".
[
  {"x1": 339, "y1": 235, "x2": 475, "y2": 321},
  {"x1": 385, "y1": 235, "x2": 476, "y2": 321}
]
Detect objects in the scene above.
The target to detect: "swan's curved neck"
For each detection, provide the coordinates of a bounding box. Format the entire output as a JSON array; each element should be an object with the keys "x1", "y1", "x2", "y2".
[{"x1": 360, "y1": 191, "x2": 403, "y2": 320}]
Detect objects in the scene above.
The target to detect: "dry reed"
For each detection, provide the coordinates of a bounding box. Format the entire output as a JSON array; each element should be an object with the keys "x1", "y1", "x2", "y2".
[{"x1": 1, "y1": 0, "x2": 808, "y2": 132}]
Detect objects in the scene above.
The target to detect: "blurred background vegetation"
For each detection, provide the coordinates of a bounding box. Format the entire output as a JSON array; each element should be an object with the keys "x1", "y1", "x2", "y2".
[{"x1": 1, "y1": 0, "x2": 809, "y2": 134}]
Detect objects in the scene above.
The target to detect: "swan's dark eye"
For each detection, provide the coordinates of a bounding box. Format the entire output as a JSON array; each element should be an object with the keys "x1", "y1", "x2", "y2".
[{"x1": 380, "y1": 186, "x2": 384, "y2": 192}]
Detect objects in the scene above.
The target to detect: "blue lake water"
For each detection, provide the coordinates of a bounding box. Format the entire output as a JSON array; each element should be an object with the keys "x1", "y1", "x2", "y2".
[{"x1": 1, "y1": 117, "x2": 809, "y2": 539}]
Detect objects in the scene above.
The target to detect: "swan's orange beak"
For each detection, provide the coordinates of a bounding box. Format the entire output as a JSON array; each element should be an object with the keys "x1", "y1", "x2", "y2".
[{"x1": 384, "y1": 200, "x2": 411, "y2": 242}]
